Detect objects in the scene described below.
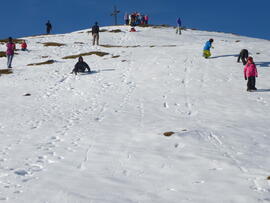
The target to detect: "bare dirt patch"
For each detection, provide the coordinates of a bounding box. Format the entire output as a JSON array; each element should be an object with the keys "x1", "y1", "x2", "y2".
[
  {"x1": 163, "y1": 131, "x2": 175, "y2": 137},
  {"x1": 0, "y1": 38, "x2": 24, "y2": 44},
  {"x1": 42, "y1": 42, "x2": 66, "y2": 47},
  {"x1": 100, "y1": 44, "x2": 140, "y2": 48},
  {"x1": 62, "y1": 51, "x2": 109, "y2": 59},
  {"x1": 0, "y1": 69, "x2": 13, "y2": 74},
  {"x1": 27, "y1": 60, "x2": 55, "y2": 66}
]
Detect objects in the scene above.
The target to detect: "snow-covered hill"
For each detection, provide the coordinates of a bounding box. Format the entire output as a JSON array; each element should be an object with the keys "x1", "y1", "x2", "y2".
[{"x1": 0, "y1": 25, "x2": 270, "y2": 203}]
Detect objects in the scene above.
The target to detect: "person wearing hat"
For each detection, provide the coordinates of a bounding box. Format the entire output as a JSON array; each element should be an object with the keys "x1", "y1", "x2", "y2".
[
  {"x1": 237, "y1": 49, "x2": 249, "y2": 65},
  {"x1": 91, "y1": 22, "x2": 100, "y2": 45},
  {"x1": 71, "y1": 56, "x2": 91, "y2": 75},
  {"x1": 203, "y1": 38, "x2": 214, "y2": 58},
  {"x1": 244, "y1": 57, "x2": 258, "y2": 91},
  {"x1": 6, "y1": 37, "x2": 16, "y2": 68}
]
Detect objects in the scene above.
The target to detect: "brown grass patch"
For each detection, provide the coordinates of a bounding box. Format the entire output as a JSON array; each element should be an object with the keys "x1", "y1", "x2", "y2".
[
  {"x1": 0, "y1": 38, "x2": 24, "y2": 43},
  {"x1": 62, "y1": 51, "x2": 109, "y2": 59},
  {"x1": 163, "y1": 131, "x2": 175, "y2": 137},
  {"x1": 41, "y1": 56, "x2": 49, "y2": 58},
  {"x1": 109, "y1": 29, "x2": 122, "y2": 33},
  {"x1": 100, "y1": 44, "x2": 140, "y2": 48},
  {"x1": 27, "y1": 60, "x2": 55, "y2": 66},
  {"x1": 0, "y1": 51, "x2": 18, "y2": 57},
  {"x1": 74, "y1": 42, "x2": 84, "y2": 44},
  {"x1": 86, "y1": 29, "x2": 108, "y2": 34},
  {"x1": 0, "y1": 69, "x2": 13, "y2": 74},
  {"x1": 149, "y1": 45, "x2": 155, "y2": 48},
  {"x1": 100, "y1": 45, "x2": 123, "y2": 48},
  {"x1": 112, "y1": 55, "x2": 120, "y2": 58},
  {"x1": 100, "y1": 29, "x2": 108, "y2": 32},
  {"x1": 42, "y1": 42, "x2": 66, "y2": 47},
  {"x1": 267, "y1": 176, "x2": 270, "y2": 180},
  {"x1": 256, "y1": 52, "x2": 260, "y2": 55},
  {"x1": 235, "y1": 40, "x2": 241, "y2": 43},
  {"x1": 0, "y1": 51, "x2": 6, "y2": 57}
]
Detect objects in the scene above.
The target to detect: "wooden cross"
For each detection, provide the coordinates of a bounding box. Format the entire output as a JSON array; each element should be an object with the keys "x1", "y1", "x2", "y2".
[{"x1": 111, "y1": 5, "x2": 120, "y2": 25}]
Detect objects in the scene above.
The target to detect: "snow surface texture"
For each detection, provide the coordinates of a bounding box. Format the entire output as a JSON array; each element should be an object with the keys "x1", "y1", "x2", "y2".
[{"x1": 0, "y1": 26, "x2": 270, "y2": 203}]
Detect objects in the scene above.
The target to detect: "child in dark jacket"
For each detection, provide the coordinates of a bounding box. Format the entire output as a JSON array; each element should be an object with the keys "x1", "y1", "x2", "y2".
[
  {"x1": 72, "y1": 56, "x2": 91, "y2": 75},
  {"x1": 244, "y1": 57, "x2": 258, "y2": 91},
  {"x1": 238, "y1": 49, "x2": 248, "y2": 65}
]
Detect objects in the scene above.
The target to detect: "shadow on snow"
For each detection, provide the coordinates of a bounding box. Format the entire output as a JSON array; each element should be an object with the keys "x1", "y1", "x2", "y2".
[
  {"x1": 255, "y1": 62, "x2": 270, "y2": 68},
  {"x1": 210, "y1": 54, "x2": 238, "y2": 59}
]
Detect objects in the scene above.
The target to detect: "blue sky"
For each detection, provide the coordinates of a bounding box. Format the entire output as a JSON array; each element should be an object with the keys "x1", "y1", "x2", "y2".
[{"x1": 1, "y1": 0, "x2": 270, "y2": 40}]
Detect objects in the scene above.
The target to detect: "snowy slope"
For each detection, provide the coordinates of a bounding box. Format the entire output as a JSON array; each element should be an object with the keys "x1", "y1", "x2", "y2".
[{"x1": 0, "y1": 25, "x2": 270, "y2": 203}]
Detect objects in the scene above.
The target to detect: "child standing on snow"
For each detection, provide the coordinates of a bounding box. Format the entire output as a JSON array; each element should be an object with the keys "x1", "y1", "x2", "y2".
[
  {"x1": 6, "y1": 37, "x2": 16, "y2": 68},
  {"x1": 203, "y1": 38, "x2": 214, "y2": 58},
  {"x1": 244, "y1": 57, "x2": 258, "y2": 91}
]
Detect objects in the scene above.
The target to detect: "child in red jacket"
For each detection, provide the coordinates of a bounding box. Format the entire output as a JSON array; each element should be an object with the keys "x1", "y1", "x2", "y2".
[
  {"x1": 244, "y1": 57, "x2": 258, "y2": 91},
  {"x1": 21, "y1": 40, "x2": 27, "y2": 51}
]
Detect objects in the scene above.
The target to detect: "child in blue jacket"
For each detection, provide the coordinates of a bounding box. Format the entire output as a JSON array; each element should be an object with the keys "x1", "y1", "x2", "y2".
[{"x1": 203, "y1": 39, "x2": 214, "y2": 58}]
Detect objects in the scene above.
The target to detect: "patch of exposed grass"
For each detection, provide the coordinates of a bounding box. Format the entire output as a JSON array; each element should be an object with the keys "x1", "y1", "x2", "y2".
[
  {"x1": 74, "y1": 42, "x2": 84, "y2": 44},
  {"x1": 100, "y1": 44, "x2": 140, "y2": 48},
  {"x1": 267, "y1": 176, "x2": 270, "y2": 180},
  {"x1": 256, "y1": 52, "x2": 260, "y2": 55},
  {"x1": 0, "y1": 38, "x2": 24, "y2": 43},
  {"x1": 235, "y1": 40, "x2": 241, "y2": 43},
  {"x1": 0, "y1": 69, "x2": 13, "y2": 74},
  {"x1": 100, "y1": 45, "x2": 122, "y2": 48},
  {"x1": 163, "y1": 131, "x2": 175, "y2": 137},
  {"x1": 149, "y1": 45, "x2": 155, "y2": 48},
  {"x1": 100, "y1": 29, "x2": 108, "y2": 32},
  {"x1": 112, "y1": 55, "x2": 120, "y2": 58},
  {"x1": 121, "y1": 60, "x2": 127, "y2": 62},
  {"x1": 62, "y1": 51, "x2": 109, "y2": 59},
  {"x1": 41, "y1": 56, "x2": 49, "y2": 58},
  {"x1": 0, "y1": 52, "x2": 6, "y2": 57},
  {"x1": 0, "y1": 51, "x2": 18, "y2": 57},
  {"x1": 27, "y1": 60, "x2": 55, "y2": 66},
  {"x1": 109, "y1": 29, "x2": 122, "y2": 33},
  {"x1": 86, "y1": 29, "x2": 108, "y2": 34},
  {"x1": 42, "y1": 42, "x2": 66, "y2": 47}
]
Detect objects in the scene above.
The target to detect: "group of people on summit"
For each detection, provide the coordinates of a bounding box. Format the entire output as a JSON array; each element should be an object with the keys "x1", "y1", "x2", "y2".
[
  {"x1": 124, "y1": 12, "x2": 149, "y2": 26},
  {"x1": 3, "y1": 18, "x2": 259, "y2": 91}
]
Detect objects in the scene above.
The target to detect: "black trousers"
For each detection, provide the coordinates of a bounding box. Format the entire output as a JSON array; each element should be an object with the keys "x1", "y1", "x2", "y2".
[{"x1": 247, "y1": 76, "x2": 256, "y2": 90}]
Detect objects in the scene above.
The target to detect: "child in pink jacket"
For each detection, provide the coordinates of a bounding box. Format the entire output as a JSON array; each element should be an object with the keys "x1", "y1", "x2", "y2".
[
  {"x1": 244, "y1": 57, "x2": 258, "y2": 91},
  {"x1": 6, "y1": 37, "x2": 16, "y2": 68}
]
